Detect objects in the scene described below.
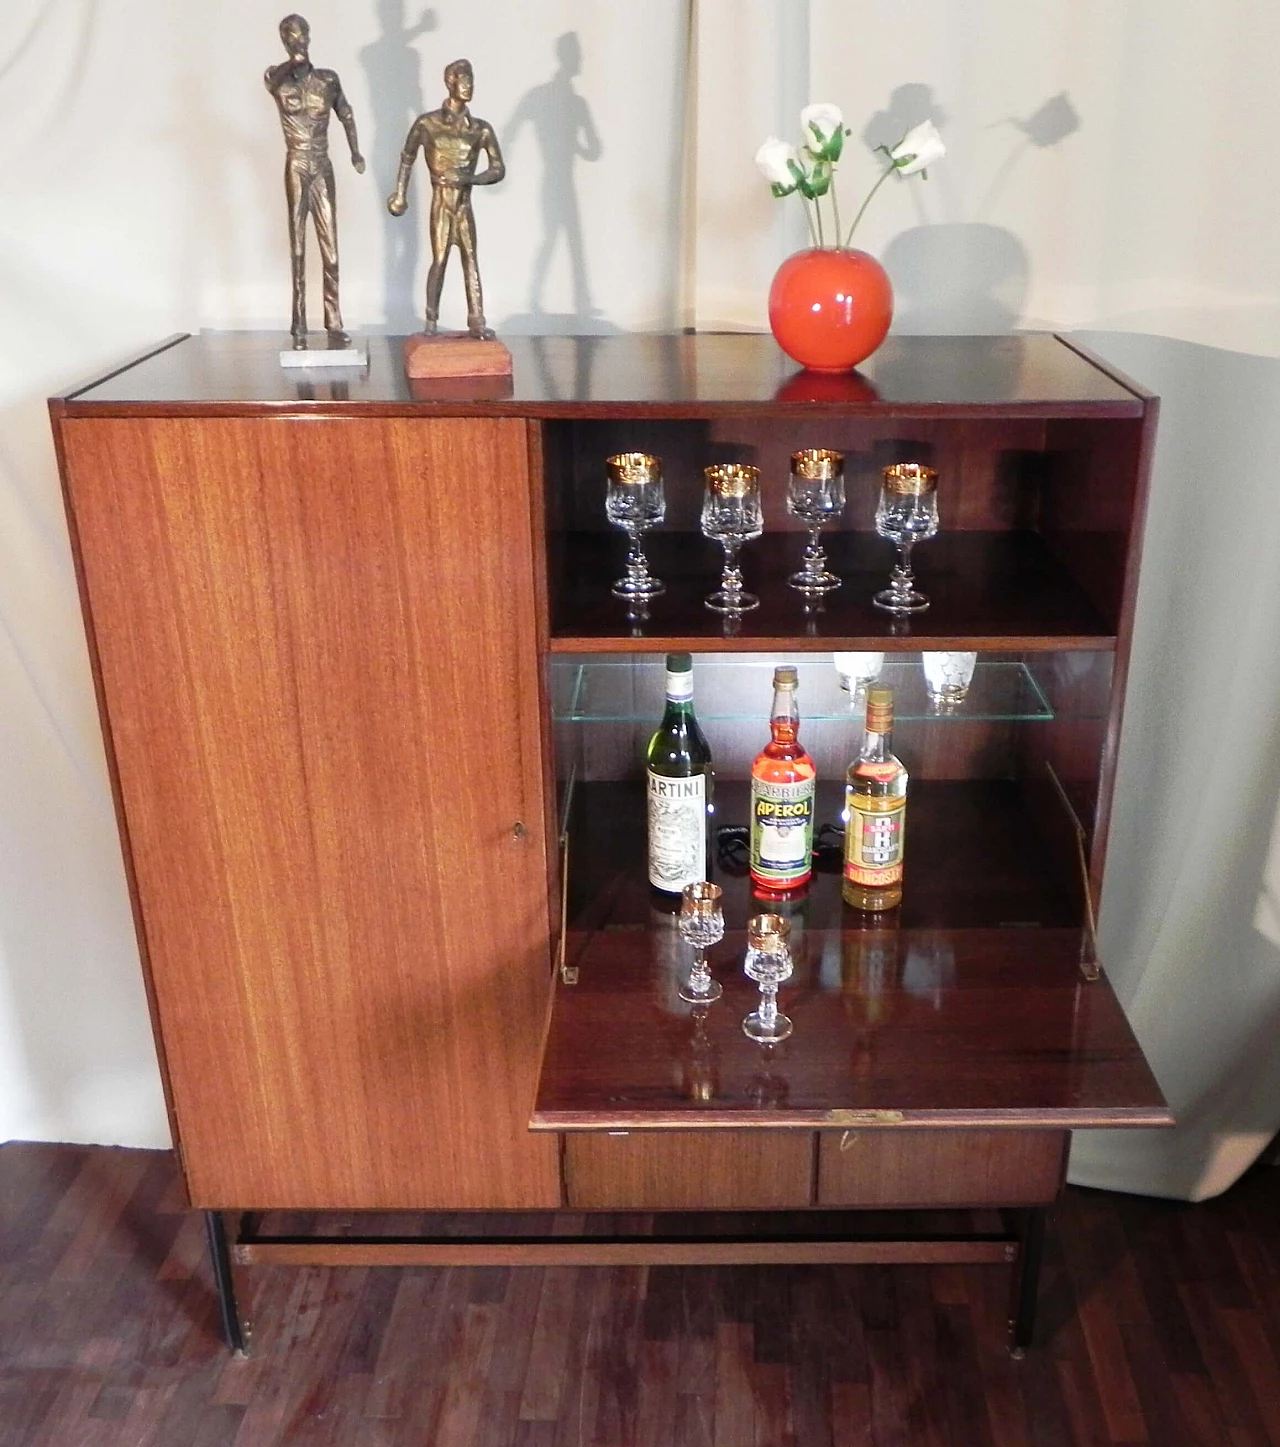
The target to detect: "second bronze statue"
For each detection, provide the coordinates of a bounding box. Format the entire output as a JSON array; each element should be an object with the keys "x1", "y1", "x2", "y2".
[{"x1": 388, "y1": 59, "x2": 506, "y2": 340}]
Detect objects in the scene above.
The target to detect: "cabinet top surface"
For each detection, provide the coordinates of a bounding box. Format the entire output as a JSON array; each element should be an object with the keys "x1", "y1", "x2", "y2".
[{"x1": 57, "y1": 331, "x2": 1147, "y2": 417}]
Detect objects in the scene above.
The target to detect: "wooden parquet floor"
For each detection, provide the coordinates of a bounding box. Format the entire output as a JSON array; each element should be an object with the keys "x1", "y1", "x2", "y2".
[{"x1": 2, "y1": 1144, "x2": 1279, "y2": 1446}]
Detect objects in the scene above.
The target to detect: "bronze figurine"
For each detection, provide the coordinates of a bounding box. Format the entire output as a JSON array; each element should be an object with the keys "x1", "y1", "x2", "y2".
[
  {"x1": 265, "y1": 14, "x2": 365, "y2": 349},
  {"x1": 388, "y1": 59, "x2": 505, "y2": 339}
]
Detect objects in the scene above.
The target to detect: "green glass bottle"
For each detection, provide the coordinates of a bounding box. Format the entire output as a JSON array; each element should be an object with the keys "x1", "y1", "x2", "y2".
[{"x1": 646, "y1": 653, "x2": 714, "y2": 894}]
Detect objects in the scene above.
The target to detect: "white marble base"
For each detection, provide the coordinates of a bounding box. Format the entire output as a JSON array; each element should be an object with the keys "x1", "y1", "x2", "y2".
[{"x1": 279, "y1": 347, "x2": 368, "y2": 369}]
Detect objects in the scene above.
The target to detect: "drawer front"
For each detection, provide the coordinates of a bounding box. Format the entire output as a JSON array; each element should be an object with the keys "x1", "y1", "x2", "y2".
[
  {"x1": 564, "y1": 1131, "x2": 815, "y2": 1209},
  {"x1": 818, "y1": 1129, "x2": 1067, "y2": 1208}
]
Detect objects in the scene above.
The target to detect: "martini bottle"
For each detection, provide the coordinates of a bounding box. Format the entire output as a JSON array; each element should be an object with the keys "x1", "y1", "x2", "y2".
[{"x1": 646, "y1": 653, "x2": 714, "y2": 894}]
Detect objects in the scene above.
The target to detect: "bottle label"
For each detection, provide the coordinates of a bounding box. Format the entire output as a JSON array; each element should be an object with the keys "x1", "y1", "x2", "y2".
[
  {"x1": 844, "y1": 792, "x2": 906, "y2": 888},
  {"x1": 750, "y1": 776, "x2": 815, "y2": 885},
  {"x1": 665, "y1": 668, "x2": 693, "y2": 703},
  {"x1": 648, "y1": 770, "x2": 707, "y2": 892}
]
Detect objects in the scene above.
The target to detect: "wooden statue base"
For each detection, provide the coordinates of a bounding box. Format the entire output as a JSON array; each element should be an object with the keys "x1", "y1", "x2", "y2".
[{"x1": 402, "y1": 332, "x2": 513, "y2": 380}]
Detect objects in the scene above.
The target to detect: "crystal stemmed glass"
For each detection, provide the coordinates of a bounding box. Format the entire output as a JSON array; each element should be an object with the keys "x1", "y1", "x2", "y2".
[
  {"x1": 605, "y1": 452, "x2": 666, "y2": 600},
  {"x1": 678, "y1": 881, "x2": 725, "y2": 1003},
  {"x1": 701, "y1": 464, "x2": 764, "y2": 613},
  {"x1": 873, "y1": 463, "x2": 939, "y2": 613},
  {"x1": 742, "y1": 913, "x2": 794, "y2": 1043},
  {"x1": 787, "y1": 448, "x2": 845, "y2": 595}
]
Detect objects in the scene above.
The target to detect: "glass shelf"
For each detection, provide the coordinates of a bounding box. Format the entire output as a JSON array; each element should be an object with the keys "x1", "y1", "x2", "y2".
[{"x1": 550, "y1": 653, "x2": 1054, "y2": 725}]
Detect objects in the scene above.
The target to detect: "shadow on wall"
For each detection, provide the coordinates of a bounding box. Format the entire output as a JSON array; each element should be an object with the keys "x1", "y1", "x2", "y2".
[
  {"x1": 884, "y1": 224, "x2": 1029, "y2": 335},
  {"x1": 500, "y1": 31, "x2": 614, "y2": 337},
  {"x1": 862, "y1": 82, "x2": 949, "y2": 156},
  {"x1": 1066, "y1": 332, "x2": 1280, "y2": 1200},
  {"x1": 359, "y1": 0, "x2": 438, "y2": 331},
  {"x1": 864, "y1": 85, "x2": 1080, "y2": 336}
]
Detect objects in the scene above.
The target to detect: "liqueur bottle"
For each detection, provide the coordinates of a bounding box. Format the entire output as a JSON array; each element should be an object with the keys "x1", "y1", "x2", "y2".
[
  {"x1": 749, "y1": 665, "x2": 817, "y2": 899},
  {"x1": 842, "y1": 685, "x2": 908, "y2": 911},
  {"x1": 646, "y1": 653, "x2": 714, "y2": 894}
]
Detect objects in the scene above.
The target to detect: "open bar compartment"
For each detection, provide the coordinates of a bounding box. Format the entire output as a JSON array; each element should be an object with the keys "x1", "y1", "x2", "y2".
[
  {"x1": 543, "y1": 408, "x2": 1145, "y2": 651},
  {"x1": 531, "y1": 336, "x2": 1166, "y2": 1231},
  {"x1": 536, "y1": 643, "x2": 1168, "y2": 1132}
]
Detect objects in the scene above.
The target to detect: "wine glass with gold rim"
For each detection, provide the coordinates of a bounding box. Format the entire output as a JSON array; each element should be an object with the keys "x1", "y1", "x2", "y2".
[
  {"x1": 701, "y1": 464, "x2": 763, "y2": 614},
  {"x1": 873, "y1": 463, "x2": 939, "y2": 613},
  {"x1": 787, "y1": 448, "x2": 845, "y2": 595},
  {"x1": 605, "y1": 452, "x2": 666, "y2": 601},
  {"x1": 678, "y1": 881, "x2": 725, "y2": 1003}
]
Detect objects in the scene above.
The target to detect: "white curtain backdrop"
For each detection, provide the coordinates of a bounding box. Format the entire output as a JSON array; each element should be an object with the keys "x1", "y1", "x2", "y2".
[{"x1": 3, "y1": 0, "x2": 1279, "y2": 1199}]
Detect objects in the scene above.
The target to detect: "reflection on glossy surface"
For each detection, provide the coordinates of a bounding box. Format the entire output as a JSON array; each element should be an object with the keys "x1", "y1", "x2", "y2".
[
  {"x1": 903, "y1": 934, "x2": 956, "y2": 1008},
  {"x1": 292, "y1": 378, "x2": 353, "y2": 403},
  {"x1": 69, "y1": 333, "x2": 1144, "y2": 411},
  {"x1": 682, "y1": 1005, "x2": 719, "y2": 1102},
  {"x1": 748, "y1": 1052, "x2": 790, "y2": 1109},
  {"x1": 534, "y1": 925, "x2": 1170, "y2": 1128},
  {"x1": 774, "y1": 367, "x2": 880, "y2": 405}
]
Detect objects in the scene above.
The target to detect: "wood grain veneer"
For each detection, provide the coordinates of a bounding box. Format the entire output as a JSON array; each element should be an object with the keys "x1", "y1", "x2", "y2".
[
  {"x1": 57, "y1": 415, "x2": 560, "y2": 1209},
  {"x1": 563, "y1": 1131, "x2": 815, "y2": 1210},
  {"x1": 817, "y1": 1129, "x2": 1067, "y2": 1208}
]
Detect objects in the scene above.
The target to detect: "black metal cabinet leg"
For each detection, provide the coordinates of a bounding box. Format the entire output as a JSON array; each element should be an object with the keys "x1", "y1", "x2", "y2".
[
  {"x1": 1009, "y1": 1207, "x2": 1047, "y2": 1357},
  {"x1": 205, "y1": 1210, "x2": 248, "y2": 1355}
]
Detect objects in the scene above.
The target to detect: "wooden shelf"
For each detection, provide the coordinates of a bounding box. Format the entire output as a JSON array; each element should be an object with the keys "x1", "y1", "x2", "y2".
[{"x1": 548, "y1": 532, "x2": 1116, "y2": 652}]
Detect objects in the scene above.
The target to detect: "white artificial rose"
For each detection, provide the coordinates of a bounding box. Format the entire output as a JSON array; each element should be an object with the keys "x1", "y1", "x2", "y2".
[
  {"x1": 890, "y1": 120, "x2": 946, "y2": 176},
  {"x1": 755, "y1": 136, "x2": 801, "y2": 190},
  {"x1": 800, "y1": 103, "x2": 844, "y2": 155}
]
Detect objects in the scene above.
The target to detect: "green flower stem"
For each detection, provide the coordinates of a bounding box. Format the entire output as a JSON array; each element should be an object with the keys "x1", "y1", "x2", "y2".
[
  {"x1": 815, "y1": 199, "x2": 825, "y2": 248},
  {"x1": 829, "y1": 178, "x2": 844, "y2": 253},
  {"x1": 844, "y1": 162, "x2": 895, "y2": 248},
  {"x1": 803, "y1": 199, "x2": 819, "y2": 248}
]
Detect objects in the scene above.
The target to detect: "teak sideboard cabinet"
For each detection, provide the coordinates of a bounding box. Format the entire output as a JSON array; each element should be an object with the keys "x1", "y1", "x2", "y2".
[{"x1": 51, "y1": 331, "x2": 1170, "y2": 1353}]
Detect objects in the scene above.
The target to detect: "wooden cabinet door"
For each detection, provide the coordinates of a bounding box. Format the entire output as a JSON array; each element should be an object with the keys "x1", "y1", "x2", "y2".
[{"x1": 60, "y1": 416, "x2": 561, "y2": 1210}]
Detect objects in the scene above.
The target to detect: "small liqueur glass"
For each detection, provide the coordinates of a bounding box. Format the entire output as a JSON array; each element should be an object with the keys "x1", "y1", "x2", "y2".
[
  {"x1": 787, "y1": 448, "x2": 845, "y2": 595},
  {"x1": 678, "y1": 881, "x2": 725, "y2": 1003},
  {"x1": 605, "y1": 452, "x2": 666, "y2": 601},
  {"x1": 922, "y1": 650, "x2": 977, "y2": 709},
  {"x1": 742, "y1": 913, "x2": 794, "y2": 1043},
  {"x1": 873, "y1": 463, "x2": 939, "y2": 613},
  {"x1": 701, "y1": 464, "x2": 763, "y2": 614}
]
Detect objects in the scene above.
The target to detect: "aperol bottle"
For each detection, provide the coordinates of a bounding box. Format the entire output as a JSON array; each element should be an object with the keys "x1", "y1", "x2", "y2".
[{"x1": 749, "y1": 665, "x2": 816, "y2": 899}]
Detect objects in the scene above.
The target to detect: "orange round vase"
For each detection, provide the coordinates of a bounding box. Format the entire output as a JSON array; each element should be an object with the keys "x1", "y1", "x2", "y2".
[{"x1": 768, "y1": 248, "x2": 893, "y2": 373}]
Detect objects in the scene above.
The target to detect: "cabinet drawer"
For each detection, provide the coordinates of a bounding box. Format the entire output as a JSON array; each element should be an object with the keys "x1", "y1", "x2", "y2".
[
  {"x1": 564, "y1": 1131, "x2": 815, "y2": 1209},
  {"x1": 817, "y1": 1129, "x2": 1067, "y2": 1208}
]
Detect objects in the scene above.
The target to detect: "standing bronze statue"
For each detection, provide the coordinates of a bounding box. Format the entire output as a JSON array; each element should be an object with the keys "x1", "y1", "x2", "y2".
[
  {"x1": 265, "y1": 14, "x2": 365, "y2": 349},
  {"x1": 388, "y1": 59, "x2": 505, "y2": 339}
]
